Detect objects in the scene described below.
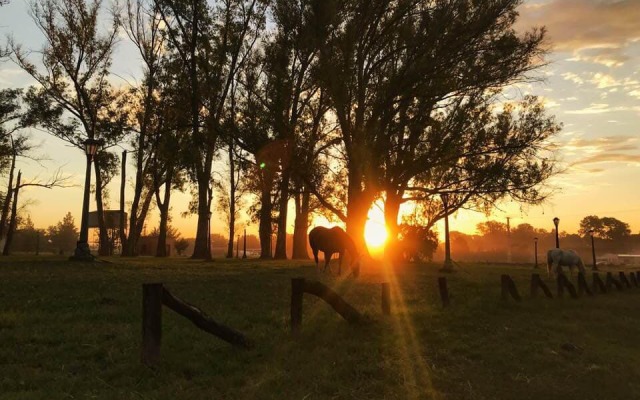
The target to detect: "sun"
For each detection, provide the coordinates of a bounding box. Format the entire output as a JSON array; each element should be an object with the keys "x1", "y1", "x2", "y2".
[{"x1": 364, "y1": 204, "x2": 388, "y2": 250}]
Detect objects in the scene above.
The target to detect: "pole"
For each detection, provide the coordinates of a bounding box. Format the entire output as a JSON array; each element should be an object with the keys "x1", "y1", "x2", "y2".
[
  {"x1": 242, "y1": 228, "x2": 247, "y2": 259},
  {"x1": 71, "y1": 153, "x2": 94, "y2": 260},
  {"x1": 591, "y1": 233, "x2": 597, "y2": 271},
  {"x1": 534, "y1": 238, "x2": 538, "y2": 268}
]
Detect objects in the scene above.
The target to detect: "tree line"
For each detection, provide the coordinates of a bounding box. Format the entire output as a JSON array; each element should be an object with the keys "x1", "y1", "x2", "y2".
[
  {"x1": 1, "y1": 0, "x2": 560, "y2": 259},
  {"x1": 446, "y1": 215, "x2": 637, "y2": 264}
]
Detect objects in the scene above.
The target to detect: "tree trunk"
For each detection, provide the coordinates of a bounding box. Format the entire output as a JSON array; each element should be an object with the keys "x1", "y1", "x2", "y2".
[
  {"x1": 0, "y1": 150, "x2": 16, "y2": 241},
  {"x1": 2, "y1": 171, "x2": 20, "y2": 256},
  {"x1": 226, "y1": 143, "x2": 235, "y2": 258},
  {"x1": 292, "y1": 191, "x2": 310, "y2": 259},
  {"x1": 119, "y1": 150, "x2": 127, "y2": 254},
  {"x1": 191, "y1": 162, "x2": 213, "y2": 260},
  {"x1": 259, "y1": 182, "x2": 272, "y2": 259},
  {"x1": 94, "y1": 160, "x2": 111, "y2": 256},
  {"x1": 384, "y1": 191, "x2": 402, "y2": 260},
  {"x1": 155, "y1": 173, "x2": 173, "y2": 257},
  {"x1": 274, "y1": 165, "x2": 291, "y2": 259}
]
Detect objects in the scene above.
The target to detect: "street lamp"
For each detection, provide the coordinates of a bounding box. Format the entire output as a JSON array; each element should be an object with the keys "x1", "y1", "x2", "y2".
[
  {"x1": 534, "y1": 237, "x2": 538, "y2": 269},
  {"x1": 441, "y1": 193, "x2": 453, "y2": 272},
  {"x1": 589, "y1": 229, "x2": 598, "y2": 271},
  {"x1": 70, "y1": 138, "x2": 101, "y2": 261},
  {"x1": 553, "y1": 217, "x2": 560, "y2": 249}
]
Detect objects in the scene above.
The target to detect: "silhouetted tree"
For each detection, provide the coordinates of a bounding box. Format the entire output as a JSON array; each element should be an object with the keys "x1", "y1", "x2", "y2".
[
  {"x1": 313, "y1": 0, "x2": 552, "y2": 252},
  {"x1": 11, "y1": 0, "x2": 126, "y2": 256}
]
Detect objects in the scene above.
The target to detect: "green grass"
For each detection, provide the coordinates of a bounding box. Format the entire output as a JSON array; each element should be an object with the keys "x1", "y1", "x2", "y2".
[{"x1": 2, "y1": 256, "x2": 640, "y2": 399}]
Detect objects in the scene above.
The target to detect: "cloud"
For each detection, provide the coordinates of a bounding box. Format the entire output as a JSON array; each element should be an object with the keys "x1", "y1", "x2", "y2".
[
  {"x1": 562, "y1": 135, "x2": 640, "y2": 169},
  {"x1": 518, "y1": 0, "x2": 640, "y2": 66},
  {"x1": 564, "y1": 103, "x2": 639, "y2": 114},
  {"x1": 572, "y1": 153, "x2": 640, "y2": 166}
]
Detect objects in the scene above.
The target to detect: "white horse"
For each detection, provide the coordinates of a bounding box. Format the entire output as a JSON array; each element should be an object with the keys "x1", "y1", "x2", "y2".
[{"x1": 547, "y1": 248, "x2": 586, "y2": 278}]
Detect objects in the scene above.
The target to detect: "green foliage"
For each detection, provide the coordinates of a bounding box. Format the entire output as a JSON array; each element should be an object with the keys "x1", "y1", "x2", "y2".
[
  {"x1": 398, "y1": 224, "x2": 439, "y2": 262},
  {"x1": 46, "y1": 212, "x2": 78, "y2": 255},
  {"x1": 579, "y1": 215, "x2": 631, "y2": 241},
  {"x1": 174, "y1": 238, "x2": 189, "y2": 255}
]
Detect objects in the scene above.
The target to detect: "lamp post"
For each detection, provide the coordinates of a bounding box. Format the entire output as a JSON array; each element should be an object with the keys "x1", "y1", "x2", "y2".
[
  {"x1": 534, "y1": 237, "x2": 538, "y2": 268},
  {"x1": 589, "y1": 229, "x2": 598, "y2": 271},
  {"x1": 553, "y1": 217, "x2": 560, "y2": 249},
  {"x1": 242, "y1": 228, "x2": 247, "y2": 259},
  {"x1": 70, "y1": 138, "x2": 101, "y2": 261},
  {"x1": 441, "y1": 193, "x2": 453, "y2": 272}
]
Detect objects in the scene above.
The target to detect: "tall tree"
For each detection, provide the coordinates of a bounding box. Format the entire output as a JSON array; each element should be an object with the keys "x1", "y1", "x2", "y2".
[
  {"x1": 119, "y1": 0, "x2": 169, "y2": 256},
  {"x1": 315, "y1": 0, "x2": 550, "y2": 252},
  {"x1": 11, "y1": 0, "x2": 124, "y2": 256},
  {"x1": 156, "y1": 0, "x2": 266, "y2": 259}
]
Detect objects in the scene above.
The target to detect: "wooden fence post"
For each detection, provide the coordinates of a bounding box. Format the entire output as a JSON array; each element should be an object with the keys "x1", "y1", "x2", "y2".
[
  {"x1": 291, "y1": 278, "x2": 305, "y2": 334},
  {"x1": 629, "y1": 272, "x2": 638, "y2": 287},
  {"x1": 501, "y1": 275, "x2": 521, "y2": 302},
  {"x1": 557, "y1": 274, "x2": 578, "y2": 299},
  {"x1": 531, "y1": 273, "x2": 553, "y2": 298},
  {"x1": 438, "y1": 277, "x2": 450, "y2": 307},
  {"x1": 619, "y1": 272, "x2": 631, "y2": 288},
  {"x1": 577, "y1": 272, "x2": 593, "y2": 296},
  {"x1": 381, "y1": 283, "x2": 391, "y2": 315},
  {"x1": 606, "y1": 272, "x2": 623, "y2": 291},
  {"x1": 593, "y1": 272, "x2": 607, "y2": 294},
  {"x1": 141, "y1": 283, "x2": 163, "y2": 366}
]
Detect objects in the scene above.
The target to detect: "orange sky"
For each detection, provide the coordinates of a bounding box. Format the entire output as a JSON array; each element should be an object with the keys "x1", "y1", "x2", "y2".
[{"x1": 1, "y1": 0, "x2": 639, "y2": 240}]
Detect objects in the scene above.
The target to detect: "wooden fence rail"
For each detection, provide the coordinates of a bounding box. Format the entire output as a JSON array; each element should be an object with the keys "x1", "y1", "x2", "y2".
[
  {"x1": 141, "y1": 283, "x2": 253, "y2": 367},
  {"x1": 291, "y1": 278, "x2": 365, "y2": 333}
]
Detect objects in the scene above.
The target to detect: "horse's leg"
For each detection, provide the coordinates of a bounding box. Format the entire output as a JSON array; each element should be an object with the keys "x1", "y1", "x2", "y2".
[
  {"x1": 324, "y1": 252, "x2": 332, "y2": 274},
  {"x1": 312, "y1": 248, "x2": 319, "y2": 269}
]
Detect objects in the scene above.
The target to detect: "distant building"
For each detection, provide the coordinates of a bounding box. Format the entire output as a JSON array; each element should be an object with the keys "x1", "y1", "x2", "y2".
[
  {"x1": 618, "y1": 254, "x2": 640, "y2": 265},
  {"x1": 137, "y1": 236, "x2": 176, "y2": 256}
]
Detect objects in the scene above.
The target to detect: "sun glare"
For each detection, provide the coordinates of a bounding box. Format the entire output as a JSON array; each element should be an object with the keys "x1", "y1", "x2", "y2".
[{"x1": 364, "y1": 204, "x2": 388, "y2": 250}]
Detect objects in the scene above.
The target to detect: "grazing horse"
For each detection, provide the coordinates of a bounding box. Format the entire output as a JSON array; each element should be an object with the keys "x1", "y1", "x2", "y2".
[
  {"x1": 308, "y1": 226, "x2": 360, "y2": 276},
  {"x1": 547, "y1": 248, "x2": 586, "y2": 278}
]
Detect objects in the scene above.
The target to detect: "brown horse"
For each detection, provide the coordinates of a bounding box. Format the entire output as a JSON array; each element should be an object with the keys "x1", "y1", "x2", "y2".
[{"x1": 308, "y1": 226, "x2": 360, "y2": 276}]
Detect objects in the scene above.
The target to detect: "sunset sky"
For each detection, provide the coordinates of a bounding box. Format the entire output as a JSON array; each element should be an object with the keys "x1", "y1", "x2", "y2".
[{"x1": 1, "y1": 0, "x2": 639, "y2": 240}]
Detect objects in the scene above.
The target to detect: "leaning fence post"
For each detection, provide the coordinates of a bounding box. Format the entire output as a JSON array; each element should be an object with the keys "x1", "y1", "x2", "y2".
[
  {"x1": 142, "y1": 283, "x2": 163, "y2": 366},
  {"x1": 291, "y1": 278, "x2": 305, "y2": 334},
  {"x1": 557, "y1": 273, "x2": 578, "y2": 299},
  {"x1": 438, "y1": 277, "x2": 450, "y2": 307},
  {"x1": 501, "y1": 275, "x2": 521, "y2": 302},
  {"x1": 619, "y1": 272, "x2": 631, "y2": 288},
  {"x1": 531, "y1": 274, "x2": 553, "y2": 298},
  {"x1": 381, "y1": 283, "x2": 391, "y2": 315},
  {"x1": 629, "y1": 272, "x2": 638, "y2": 287},
  {"x1": 577, "y1": 272, "x2": 593, "y2": 296},
  {"x1": 593, "y1": 272, "x2": 607, "y2": 294},
  {"x1": 606, "y1": 272, "x2": 623, "y2": 291}
]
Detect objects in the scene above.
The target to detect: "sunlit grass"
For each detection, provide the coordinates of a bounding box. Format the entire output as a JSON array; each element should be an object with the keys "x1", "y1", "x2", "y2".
[{"x1": 2, "y1": 256, "x2": 640, "y2": 399}]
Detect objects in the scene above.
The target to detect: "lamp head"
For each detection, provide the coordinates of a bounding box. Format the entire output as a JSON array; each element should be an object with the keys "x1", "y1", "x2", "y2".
[
  {"x1": 553, "y1": 217, "x2": 559, "y2": 227},
  {"x1": 534, "y1": 237, "x2": 538, "y2": 242},
  {"x1": 83, "y1": 138, "x2": 101, "y2": 156}
]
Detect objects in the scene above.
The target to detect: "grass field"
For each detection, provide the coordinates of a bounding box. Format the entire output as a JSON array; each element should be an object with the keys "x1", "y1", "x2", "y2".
[{"x1": 2, "y1": 256, "x2": 640, "y2": 399}]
